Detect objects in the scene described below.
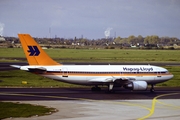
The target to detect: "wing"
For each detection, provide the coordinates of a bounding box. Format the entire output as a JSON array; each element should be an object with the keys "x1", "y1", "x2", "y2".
[
  {"x1": 88, "y1": 77, "x2": 148, "y2": 91},
  {"x1": 88, "y1": 76, "x2": 136, "y2": 85}
]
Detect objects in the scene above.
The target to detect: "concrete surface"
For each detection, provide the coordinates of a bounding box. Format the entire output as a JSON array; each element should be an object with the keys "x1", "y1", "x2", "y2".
[{"x1": 4, "y1": 99, "x2": 180, "y2": 120}]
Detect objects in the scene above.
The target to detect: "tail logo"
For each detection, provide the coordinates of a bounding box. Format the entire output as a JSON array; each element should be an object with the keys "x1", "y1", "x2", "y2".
[{"x1": 27, "y1": 46, "x2": 40, "y2": 56}]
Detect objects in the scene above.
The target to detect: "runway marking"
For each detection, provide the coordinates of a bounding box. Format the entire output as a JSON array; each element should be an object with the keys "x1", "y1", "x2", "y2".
[
  {"x1": 138, "y1": 92, "x2": 180, "y2": 120},
  {"x1": 156, "y1": 100, "x2": 180, "y2": 109}
]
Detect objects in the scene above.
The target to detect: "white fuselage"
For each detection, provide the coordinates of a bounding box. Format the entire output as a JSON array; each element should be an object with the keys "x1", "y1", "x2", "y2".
[{"x1": 20, "y1": 65, "x2": 173, "y2": 86}]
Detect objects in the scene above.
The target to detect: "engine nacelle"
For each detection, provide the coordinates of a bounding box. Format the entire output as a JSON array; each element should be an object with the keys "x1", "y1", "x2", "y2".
[{"x1": 124, "y1": 81, "x2": 147, "y2": 91}]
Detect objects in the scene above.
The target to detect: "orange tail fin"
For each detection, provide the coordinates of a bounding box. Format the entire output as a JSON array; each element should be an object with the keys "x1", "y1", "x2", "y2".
[{"x1": 18, "y1": 34, "x2": 60, "y2": 65}]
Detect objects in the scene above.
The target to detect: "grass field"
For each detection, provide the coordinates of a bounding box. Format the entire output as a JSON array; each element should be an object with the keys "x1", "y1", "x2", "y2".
[
  {"x1": 0, "y1": 70, "x2": 82, "y2": 87},
  {"x1": 0, "y1": 48, "x2": 180, "y2": 87},
  {"x1": 0, "y1": 48, "x2": 180, "y2": 63},
  {"x1": 0, "y1": 102, "x2": 56, "y2": 119}
]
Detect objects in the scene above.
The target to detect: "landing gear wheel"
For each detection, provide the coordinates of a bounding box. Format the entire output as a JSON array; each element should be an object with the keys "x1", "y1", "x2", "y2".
[
  {"x1": 150, "y1": 88, "x2": 155, "y2": 93},
  {"x1": 150, "y1": 84, "x2": 155, "y2": 93},
  {"x1": 107, "y1": 90, "x2": 115, "y2": 93},
  {"x1": 91, "y1": 86, "x2": 101, "y2": 91}
]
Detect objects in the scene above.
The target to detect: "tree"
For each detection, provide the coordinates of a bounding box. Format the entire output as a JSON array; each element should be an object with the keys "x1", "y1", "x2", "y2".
[
  {"x1": 144, "y1": 36, "x2": 150, "y2": 44},
  {"x1": 114, "y1": 36, "x2": 121, "y2": 44},
  {"x1": 128, "y1": 35, "x2": 136, "y2": 45},
  {"x1": 137, "y1": 35, "x2": 144, "y2": 44},
  {"x1": 151, "y1": 35, "x2": 160, "y2": 44},
  {"x1": 144, "y1": 35, "x2": 160, "y2": 45}
]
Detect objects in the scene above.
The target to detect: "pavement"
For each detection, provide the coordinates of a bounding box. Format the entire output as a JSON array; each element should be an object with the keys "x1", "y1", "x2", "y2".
[
  {"x1": 1, "y1": 88, "x2": 180, "y2": 120},
  {"x1": 4, "y1": 99, "x2": 180, "y2": 120}
]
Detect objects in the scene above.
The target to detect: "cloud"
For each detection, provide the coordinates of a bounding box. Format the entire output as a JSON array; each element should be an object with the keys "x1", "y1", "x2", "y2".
[
  {"x1": 104, "y1": 27, "x2": 113, "y2": 38},
  {"x1": 0, "y1": 22, "x2": 5, "y2": 36}
]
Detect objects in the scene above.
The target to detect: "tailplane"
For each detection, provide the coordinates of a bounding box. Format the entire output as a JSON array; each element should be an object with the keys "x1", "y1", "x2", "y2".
[{"x1": 18, "y1": 34, "x2": 60, "y2": 65}]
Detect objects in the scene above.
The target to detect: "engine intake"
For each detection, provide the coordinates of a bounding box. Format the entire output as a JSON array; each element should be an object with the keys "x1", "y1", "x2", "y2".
[{"x1": 124, "y1": 81, "x2": 147, "y2": 91}]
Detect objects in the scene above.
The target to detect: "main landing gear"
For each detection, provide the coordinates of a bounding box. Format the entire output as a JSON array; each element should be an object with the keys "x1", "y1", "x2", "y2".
[
  {"x1": 150, "y1": 84, "x2": 155, "y2": 93},
  {"x1": 91, "y1": 83, "x2": 114, "y2": 92},
  {"x1": 91, "y1": 85, "x2": 101, "y2": 91}
]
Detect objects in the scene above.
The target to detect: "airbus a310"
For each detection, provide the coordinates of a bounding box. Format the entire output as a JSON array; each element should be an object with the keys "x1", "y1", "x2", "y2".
[{"x1": 11, "y1": 34, "x2": 173, "y2": 92}]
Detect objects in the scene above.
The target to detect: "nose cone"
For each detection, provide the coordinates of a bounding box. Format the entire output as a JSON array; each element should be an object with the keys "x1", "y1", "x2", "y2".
[
  {"x1": 169, "y1": 73, "x2": 174, "y2": 79},
  {"x1": 161, "y1": 67, "x2": 174, "y2": 80},
  {"x1": 164, "y1": 72, "x2": 174, "y2": 81}
]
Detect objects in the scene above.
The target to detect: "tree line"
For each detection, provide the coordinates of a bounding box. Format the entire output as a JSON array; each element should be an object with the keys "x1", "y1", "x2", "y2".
[{"x1": 2, "y1": 35, "x2": 180, "y2": 49}]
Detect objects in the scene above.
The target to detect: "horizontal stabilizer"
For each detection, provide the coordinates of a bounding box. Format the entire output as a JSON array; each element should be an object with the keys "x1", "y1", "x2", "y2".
[{"x1": 10, "y1": 65, "x2": 21, "y2": 69}]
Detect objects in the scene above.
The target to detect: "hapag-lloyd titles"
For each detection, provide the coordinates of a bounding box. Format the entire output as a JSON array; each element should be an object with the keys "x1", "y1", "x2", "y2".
[{"x1": 123, "y1": 67, "x2": 153, "y2": 72}]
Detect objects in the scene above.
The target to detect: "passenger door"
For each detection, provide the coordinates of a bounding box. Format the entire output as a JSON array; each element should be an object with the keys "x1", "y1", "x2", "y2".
[{"x1": 62, "y1": 67, "x2": 68, "y2": 77}]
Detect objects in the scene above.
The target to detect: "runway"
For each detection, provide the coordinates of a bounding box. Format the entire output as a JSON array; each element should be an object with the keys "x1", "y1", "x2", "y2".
[{"x1": 0, "y1": 87, "x2": 180, "y2": 101}]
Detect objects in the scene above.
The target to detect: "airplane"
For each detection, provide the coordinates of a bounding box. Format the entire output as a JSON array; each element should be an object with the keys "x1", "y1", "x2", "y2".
[{"x1": 11, "y1": 34, "x2": 173, "y2": 92}]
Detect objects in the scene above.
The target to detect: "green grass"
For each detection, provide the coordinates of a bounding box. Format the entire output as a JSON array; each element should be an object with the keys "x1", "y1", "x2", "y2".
[
  {"x1": 0, "y1": 48, "x2": 24, "y2": 58},
  {"x1": 0, "y1": 102, "x2": 56, "y2": 119},
  {"x1": 0, "y1": 48, "x2": 180, "y2": 63},
  {"x1": 0, "y1": 70, "x2": 82, "y2": 87}
]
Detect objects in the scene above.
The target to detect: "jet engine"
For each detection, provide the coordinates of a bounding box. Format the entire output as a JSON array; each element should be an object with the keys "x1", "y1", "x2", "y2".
[{"x1": 124, "y1": 81, "x2": 147, "y2": 91}]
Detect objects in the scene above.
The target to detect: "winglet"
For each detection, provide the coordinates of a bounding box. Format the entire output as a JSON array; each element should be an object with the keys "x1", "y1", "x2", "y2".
[{"x1": 18, "y1": 34, "x2": 60, "y2": 65}]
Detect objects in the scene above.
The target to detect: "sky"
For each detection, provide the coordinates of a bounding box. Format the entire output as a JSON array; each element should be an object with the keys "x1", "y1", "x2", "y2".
[{"x1": 0, "y1": 0, "x2": 180, "y2": 39}]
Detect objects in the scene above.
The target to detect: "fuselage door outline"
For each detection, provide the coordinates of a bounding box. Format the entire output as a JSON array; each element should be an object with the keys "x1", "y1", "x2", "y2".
[{"x1": 62, "y1": 67, "x2": 68, "y2": 77}]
